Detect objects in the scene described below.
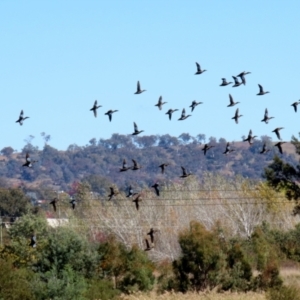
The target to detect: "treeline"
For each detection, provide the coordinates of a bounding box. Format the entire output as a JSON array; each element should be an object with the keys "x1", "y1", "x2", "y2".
[
  {"x1": 1, "y1": 212, "x2": 300, "y2": 299},
  {"x1": 0, "y1": 133, "x2": 298, "y2": 192}
]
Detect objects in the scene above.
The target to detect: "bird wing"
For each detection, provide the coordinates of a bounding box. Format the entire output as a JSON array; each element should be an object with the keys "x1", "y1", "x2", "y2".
[
  {"x1": 196, "y1": 62, "x2": 200, "y2": 72},
  {"x1": 229, "y1": 94, "x2": 234, "y2": 105},
  {"x1": 181, "y1": 166, "x2": 187, "y2": 176},
  {"x1": 137, "y1": 81, "x2": 141, "y2": 92},
  {"x1": 258, "y1": 84, "x2": 263, "y2": 93},
  {"x1": 134, "y1": 122, "x2": 138, "y2": 132},
  {"x1": 181, "y1": 108, "x2": 186, "y2": 118}
]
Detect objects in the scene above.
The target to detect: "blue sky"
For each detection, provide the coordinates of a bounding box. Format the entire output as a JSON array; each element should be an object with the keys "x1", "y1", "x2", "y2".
[{"x1": 1, "y1": 1, "x2": 300, "y2": 151}]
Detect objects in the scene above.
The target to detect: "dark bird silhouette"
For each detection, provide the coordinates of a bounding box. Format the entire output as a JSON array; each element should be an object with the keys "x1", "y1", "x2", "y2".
[
  {"x1": 232, "y1": 108, "x2": 243, "y2": 124},
  {"x1": 159, "y1": 163, "x2": 169, "y2": 174},
  {"x1": 144, "y1": 238, "x2": 152, "y2": 251},
  {"x1": 22, "y1": 153, "x2": 38, "y2": 168},
  {"x1": 272, "y1": 127, "x2": 284, "y2": 140},
  {"x1": 132, "y1": 159, "x2": 141, "y2": 170},
  {"x1": 180, "y1": 166, "x2": 192, "y2": 178},
  {"x1": 232, "y1": 76, "x2": 242, "y2": 87},
  {"x1": 220, "y1": 78, "x2": 232, "y2": 86},
  {"x1": 90, "y1": 100, "x2": 102, "y2": 117},
  {"x1": 257, "y1": 84, "x2": 269, "y2": 96},
  {"x1": 227, "y1": 94, "x2": 240, "y2": 107},
  {"x1": 223, "y1": 142, "x2": 235, "y2": 154},
  {"x1": 291, "y1": 101, "x2": 300, "y2": 112},
  {"x1": 120, "y1": 159, "x2": 131, "y2": 172},
  {"x1": 16, "y1": 110, "x2": 29, "y2": 126},
  {"x1": 261, "y1": 108, "x2": 274, "y2": 124},
  {"x1": 105, "y1": 110, "x2": 118, "y2": 122},
  {"x1": 29, "y1": 234, "x2": 37, "y2": 248},
  {"x1": 165, "y1": 108, "x2": 179, "y2": 120},
  {"x1": 108, "y1": 187, "x2": 118, "y2": 201},
  {"x1": 260, "y1": 143, "x2": 270, "y2": 154},
  {"x1": 195, "y1": 62, "x2": 206, "y2": 75},
  {"x1": 178, "y1": 108, "x2": 191, "y2": 121},
  {"x1": 189, "y1": 100, "x2": 203, "y2": 112},
  {"x1": 202, "y1": 144, "x2": 214, "y2": 155},
  {"x1": 147, "y1": 228, "x2": 159, "y2": 244},
  {"x1": 237, "y1": 71, "x2": 251, "y2": 85},
  {"x1": 49, "y1": 198, "x2": 58, "y2": 212},
  {"x1": 70, "y1": 198, "x2": 76, "y2": 209},
  {"x1": 126, "y1": 185, "x2": 137, "y2": 198},
  {"x1": 151, "y1": 183, "x2": 160, "y2": 196},
  {"x1": 274, "y1": 142, "x2": 286, "y2": 154},
  {"x1": 132, "y1": 194, "x2": 142, "y2": 211},
  {"x1": 132, "y1": 122, "x2": 144, "y2": 135},
  {"x1": 155, "y1": 96, "x2": 167, "y2": 110},
  {"x1": 243, "y1": 130, "x2": 257, "y2": 145},
  {"x1": 134, "y1": 81, "x2": 146, "y2": 94}
]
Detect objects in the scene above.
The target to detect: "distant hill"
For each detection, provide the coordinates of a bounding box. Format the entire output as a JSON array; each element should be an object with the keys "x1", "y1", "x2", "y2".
[{"x1": 0, "y1": 134, "x2": 298, "y2": 193}]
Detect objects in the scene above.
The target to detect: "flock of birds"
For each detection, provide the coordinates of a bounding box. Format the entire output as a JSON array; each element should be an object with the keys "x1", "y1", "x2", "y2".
[{"x1": 19, "y1": 62, "x2": 299, "y2": 250}]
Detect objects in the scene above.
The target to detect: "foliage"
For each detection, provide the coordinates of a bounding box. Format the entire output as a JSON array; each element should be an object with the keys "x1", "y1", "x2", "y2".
[
  {"x1": 31, "y1": 265, "x2": 87, "y2": 300},
  {"x1": 98, "y1": 236, "x2": 155, "y2": 293},
  {"x1": 0, "y1": 187, "x2": 31, "y2": 217},
  {"x1": 0, "y1": 258, "x2": 34, "y2": 300},
  {"x1": 173, "y1": 221, "x2": 226, "y2": 292}
]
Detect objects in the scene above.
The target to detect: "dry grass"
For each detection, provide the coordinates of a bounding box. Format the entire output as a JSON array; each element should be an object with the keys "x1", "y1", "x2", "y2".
[
  {"x1": 280, "y1": 264, "x2": 300, "y2": 288},
  {"x1": 119, "y1": 291, "x2": 266, "y2": 300}
]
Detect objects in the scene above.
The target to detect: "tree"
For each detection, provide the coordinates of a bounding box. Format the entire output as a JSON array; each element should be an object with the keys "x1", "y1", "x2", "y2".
[
  {"x1": 173, "y1": 221, "x2": 226, "y2": 292},
  {"x1": 0, "y1": 188, "x2": 31, "y2": 218},
  {"x1": 1, "y1": 146, "x2": 14, "y2": 157}
]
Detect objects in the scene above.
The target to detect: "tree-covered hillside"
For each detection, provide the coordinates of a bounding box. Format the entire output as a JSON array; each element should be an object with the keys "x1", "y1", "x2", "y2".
[{"x1": 0, "y1": 133, "x2": 298, "y2": 193}]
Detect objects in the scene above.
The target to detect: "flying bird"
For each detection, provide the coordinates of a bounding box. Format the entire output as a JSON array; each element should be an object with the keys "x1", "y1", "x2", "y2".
[
  {"x1": 180, "y1": 166, "x2": 192, "y2": 178},
  {"x1": 223, "y1": 142, "x2": 235, "y2": 154},
  {"x1": 257, "y1": 84, "x2": 269, "y2": 96},
  {"x1": 70, "y1": 198, "x2": 76, "y2": 209},
  {"x1": 108, "y1": 187, "x2": 118, "y2": 201},
  {"x1": 260, "y1": 143, "x2": 270, "y2": 154},
  {"x1": 272, "y1": 127, "x2": 284, "y2": 140},
  {"x1": 132, "y1": 194, "x2": 142, "y2": 211},
  {"x1": 178, "y1": 108, "x2": 191, "y2": 121},
  {"x1": 243, "y1": 130, "x2": 257, "y2": 145},
  {"x1": 90, "y1": 100, "x2": 102, "y2": 117},
  {"x1": 49, "y1": 198, "x2": 58, "y2": 212},
  {"x1": 134, "y1": 81, "x2": 146, "y2": 94},
  {"x1": 165, "y1": 109, "x2": 179, "y2": 120},
  {"x1": 195, "y1": 62, "x2": 206, "y2": 75},
  {"x1": 189, "y1": 100, "x2": 203, "y2": 112},
  {"x1": 16, "y1": 110, "x2": 29, "y2": 125},
  {"x1": 159, "y1": 163, "x2": 169, "y2": 174},
  {"x1": 236, "y1": 71, "x2": 251, "y2": 85},
  {"x1": 220, "y1": 78, "x2": 232, "y2": 86},
  {"x1": 274, "y1": 142, "x2": 286, "y2": 154},
  {"x1": 155, "y1": 96, "x2": 167, "y2": 110},
  {"x1": 29, "y1": 235, "x2": 37, "y2": 248},
  {"x1": 151, "y1": 183, "x2": 160, "y2": 196},
  {"x1": 132, "y1": 122, "x2": 144, "y2": 135},
  {"x1": 291, "y1": 101, "x2": 300, "y2": 112},
  {"x1": 132, "y1": 159, "x2": 141, "y2": 170},
  {"x1": 261, "y1": 108, "x2": 274, "y2": 124},
  {"x1": 126, "y1": 185, "x2": 137, "y2": 198},
  {"x1": 105, "y1": 110, "x2": 118, "y2": 122},
  {"x1": 22, "y1": 153, "x2": 38, "y2": 168},
  {"x1": 147, "y1": 228, "x2": 159, "y2": 244},
  {"x1": 232, "y1": 108, "x2": 243, "y2": 124},
  {"x1": 232, "y1": 76, "x2": 242, "y2": 87},
  {"x1": 227, "y1": 94, "x2": 240, "y2": 107},
  {"x1": 120, "y1": 159, "x2": 131, "y2": 172},
  {"x1": 202, "y1": 144, "x2": 214, "y2": 155}
]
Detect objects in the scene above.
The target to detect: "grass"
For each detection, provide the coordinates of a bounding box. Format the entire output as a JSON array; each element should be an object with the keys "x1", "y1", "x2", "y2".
[{"x1": 119, "y1": 291, "x2": 266, "y2": 300}]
